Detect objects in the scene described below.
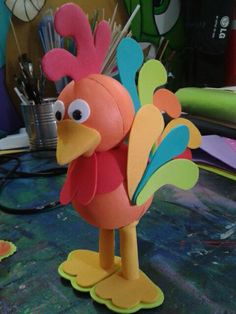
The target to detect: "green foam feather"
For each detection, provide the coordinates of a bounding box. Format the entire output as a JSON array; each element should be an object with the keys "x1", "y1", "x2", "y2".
[{"x1": 136, "y1": 159, "x2": 199, "y2": 206}]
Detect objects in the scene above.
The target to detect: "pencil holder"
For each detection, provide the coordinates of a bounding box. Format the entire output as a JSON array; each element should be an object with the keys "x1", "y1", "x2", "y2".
[{"x1": 21, "y1": 98, "x2": 57, "y2": 150}]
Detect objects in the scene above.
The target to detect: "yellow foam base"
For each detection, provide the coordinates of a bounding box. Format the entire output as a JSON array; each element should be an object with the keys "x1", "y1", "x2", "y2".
[
  {"x1": 58, "y1": 250, "x2": 164, "y2": 313},
  {"x1": 90, "y1": 285, "x2": 164, "y2": 313},
  {"x1": 58, "y1": 249, "x2": 121, "y2": 291},
  {"x1": 92, "y1": 270, "x2": 164, "y2": 312}
]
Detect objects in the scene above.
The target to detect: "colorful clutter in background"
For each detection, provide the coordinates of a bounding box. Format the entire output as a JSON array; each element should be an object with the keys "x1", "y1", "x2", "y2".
[
  {"x1": 123, "y1": 0, "x2": 184, "y2": 55},
  {"x1": 42, "y1": 3, "x2": 200, "y2": 313},
  {"x1": 192, "y1": 135, "x2": 236, "y2": 181},
  {"x1": 5, "y1": 0, "x2": 45, "y2": 22},
  {"x1": 0, "y1": 2, "x2": 22, "y2": 134},
  {"x1": 176, "y1": 87, "x2": 236, "y2": 125},
  {"x1": 175, "y1": 86, "x2": 236, "y2": 180},
  {"x1": 0, "y1": 2, "x2": 11, "y2": 68},
  {"x1": 181, "y1": 0, "x2": 233, "y2": 87},
  {"x1": 0, "y1": 68, "x2": 22, "y2": 133},
  {"x1": 123, "y1": 0, "x2": 185, "y2": 90},
  {"x1": 0, "y1": 240, "x2": 17, "y2": 262}
]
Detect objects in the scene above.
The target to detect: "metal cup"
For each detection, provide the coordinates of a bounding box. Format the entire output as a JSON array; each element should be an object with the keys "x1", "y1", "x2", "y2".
[{"x1": 21, "y1": 98, "x2": 57, "y2": 150}]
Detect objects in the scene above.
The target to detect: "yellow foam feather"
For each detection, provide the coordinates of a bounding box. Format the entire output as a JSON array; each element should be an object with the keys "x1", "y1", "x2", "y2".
[{"x1": 127, "y1": 105, "x2": 164, "y2": 200}]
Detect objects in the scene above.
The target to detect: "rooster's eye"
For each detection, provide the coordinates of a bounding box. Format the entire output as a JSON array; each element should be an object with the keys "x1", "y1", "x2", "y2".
[
  {"x1": 53, "y1": 100, "x2": 65, "y2": 122},
  {"x1": 68, "y1": 99, "x2": 90, "y2": 123}
]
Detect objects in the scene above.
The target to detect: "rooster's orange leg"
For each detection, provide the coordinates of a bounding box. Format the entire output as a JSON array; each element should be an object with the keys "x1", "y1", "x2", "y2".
[
  {"x1": 92, "y1": 221, "x2": 164, "y2": 311},
  {"x1": 58, "y1": 228, "x2": 121, "y2": 291},
  {"x1": 119, "y1": 221, "x2": 139, "y2": 280},
  {"x1": 99, "y1": 228, "x2": 115, "y2": 269}
]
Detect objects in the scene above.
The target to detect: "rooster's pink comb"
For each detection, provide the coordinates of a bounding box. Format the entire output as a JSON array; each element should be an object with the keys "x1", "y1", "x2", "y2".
[{"x1": 42, "y1": 3, "x2": 111, "y2": 82}]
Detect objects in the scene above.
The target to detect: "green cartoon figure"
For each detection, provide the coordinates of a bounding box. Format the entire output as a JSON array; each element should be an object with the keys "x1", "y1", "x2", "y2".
[{"x1": 124, "y1": 0, "x2": 184, "y2": 89}]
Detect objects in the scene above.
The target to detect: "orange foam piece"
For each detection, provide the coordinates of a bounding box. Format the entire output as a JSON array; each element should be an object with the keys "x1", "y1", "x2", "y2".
[
  {"x1": 0, "y1": 240, "x2": 17, "y2": 261},
  {"x1": 73, "y1": 183, "x2": 153, "y2": 230},
  {"x1": 59, "y1": 76, "x2": 134, "y2": 152},
  {"x1": 87, "y1": 75, "x2": 135, "y2": 150},
  {"x1": 161, "y1": 118, "x2": 201, "y2": 149},
  {"x1": 127, "y1": 105, "x2": 164, "y2": 200},
  {"x1": 0, "y1": 241, "x2": 11, "y2": 256},
  {"x1": 153, "y1": 88, "x2": 182, "y2": 118}
]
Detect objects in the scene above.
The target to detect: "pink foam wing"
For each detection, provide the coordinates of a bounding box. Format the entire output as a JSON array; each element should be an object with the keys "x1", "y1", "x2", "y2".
[{"x1": 60, "y1": 154, "x2": 97, "y2": 206}]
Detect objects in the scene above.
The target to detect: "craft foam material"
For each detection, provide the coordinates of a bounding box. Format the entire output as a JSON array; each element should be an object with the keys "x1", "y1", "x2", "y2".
[
  {"x1": 138, "y1": 60, "x2": 167, "y2": 106},
  {"x1": 60, "y1": 153, "x2": 97, "y2": 205},
  {"x1": 61, "y1": 147, "x2": 127, "y2": 206},
  {"x1": 56, "y1": 120, "x2": 101, "y2": 165},
  {"x1": 136, "y1": 159, "x2": 199, "y2": 206},
  {"x1": 127, "y1": 105, "x2": 164, "y2": 199},
  {"x1": 133, "y1": 125, "x2": 189, "y2": 203},
  {"x1": 153, "y1": 88, "x2": 181, "y2": 118},
  {"x1": 42, "y1": 3, "x2": 201, "y2": 312},
  {"x1": 94, "y1": 270, "x2": 164, "y2": 310},
  {"x1": 59, "y1": 250, "x2": 121, "y2": 288},
  {"x1": 57, "y1": 76, "x2": 135, "y2": 152},
  {"x1": 161, "y1": 117, "x2": 202, "y2": 149},
  {"x1": 117, "y1": 38, "x2": 143, "y2": 112},
  {"x1": 198, "y1": 164, "x2": 236, "y2": 181},
  {"x1": 176, "y1": 87, "x2": 236, "y2": 124},
  {"x1": 42, "y1": 3, "x2": 111, "y2": 81}
]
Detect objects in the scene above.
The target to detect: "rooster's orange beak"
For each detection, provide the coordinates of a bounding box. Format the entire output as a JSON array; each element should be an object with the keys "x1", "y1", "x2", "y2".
[{"x1": 56, "y1": 120, "x2": 101, "y2": 165}]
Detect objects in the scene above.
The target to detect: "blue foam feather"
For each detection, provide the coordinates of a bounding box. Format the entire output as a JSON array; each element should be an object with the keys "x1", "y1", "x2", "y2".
[
  {"x1": 117, "y1": 38, "x2": 143, "y2": 113},
  {"x1": 133, "y1": 125, "x2": 189, "y2": 202}
]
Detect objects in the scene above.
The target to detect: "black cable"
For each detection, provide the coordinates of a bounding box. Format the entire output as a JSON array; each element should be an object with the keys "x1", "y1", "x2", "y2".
[
  {"x1": 0, "y1": 157, "x2": 21, "y2": 188},
  {"x1": 0, "y1": 167, "x2": 66, "y2": 179},
  {"x1": 0, "y1": 200, "x2": 62, "y2": 215}
]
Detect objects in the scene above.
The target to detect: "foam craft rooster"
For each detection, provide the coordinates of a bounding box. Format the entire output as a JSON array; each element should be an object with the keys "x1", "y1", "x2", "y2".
[{"x1": 42, "y1": 3, "x2": 201, "y2": 313}]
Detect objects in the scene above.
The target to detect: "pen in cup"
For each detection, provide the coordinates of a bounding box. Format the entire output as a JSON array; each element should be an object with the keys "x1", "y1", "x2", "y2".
[{"x1": 14, "y1": 86, "x2": 33, "y2": 106}]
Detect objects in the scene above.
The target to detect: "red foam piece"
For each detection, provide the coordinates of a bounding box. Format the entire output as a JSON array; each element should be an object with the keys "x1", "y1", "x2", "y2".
[
  {"x1": 96, "y1": 145, "x2": 127, "y2": 194},
  {"x1": 60, "y1": 153, "x2": 97, "y2": 206},
  {"x1": 175, "y1": 148, "x2": 192, "y2": 160},
  {"x1": 60, "y1": 145, "x2": 127, "y2": 206}
]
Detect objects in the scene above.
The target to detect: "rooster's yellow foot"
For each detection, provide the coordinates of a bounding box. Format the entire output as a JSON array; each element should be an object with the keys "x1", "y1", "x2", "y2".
[
  {"x1": 58, "y1": 250, "x2": 121, "y2": 292},
  {"x1": 90, "y1": 270, "x2": 164, "y2": 313}
]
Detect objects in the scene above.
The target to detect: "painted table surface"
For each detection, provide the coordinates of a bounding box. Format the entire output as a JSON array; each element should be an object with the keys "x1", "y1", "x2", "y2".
[{"x1": 0, "y1": 153, "x2": 236, "y2": 314}]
